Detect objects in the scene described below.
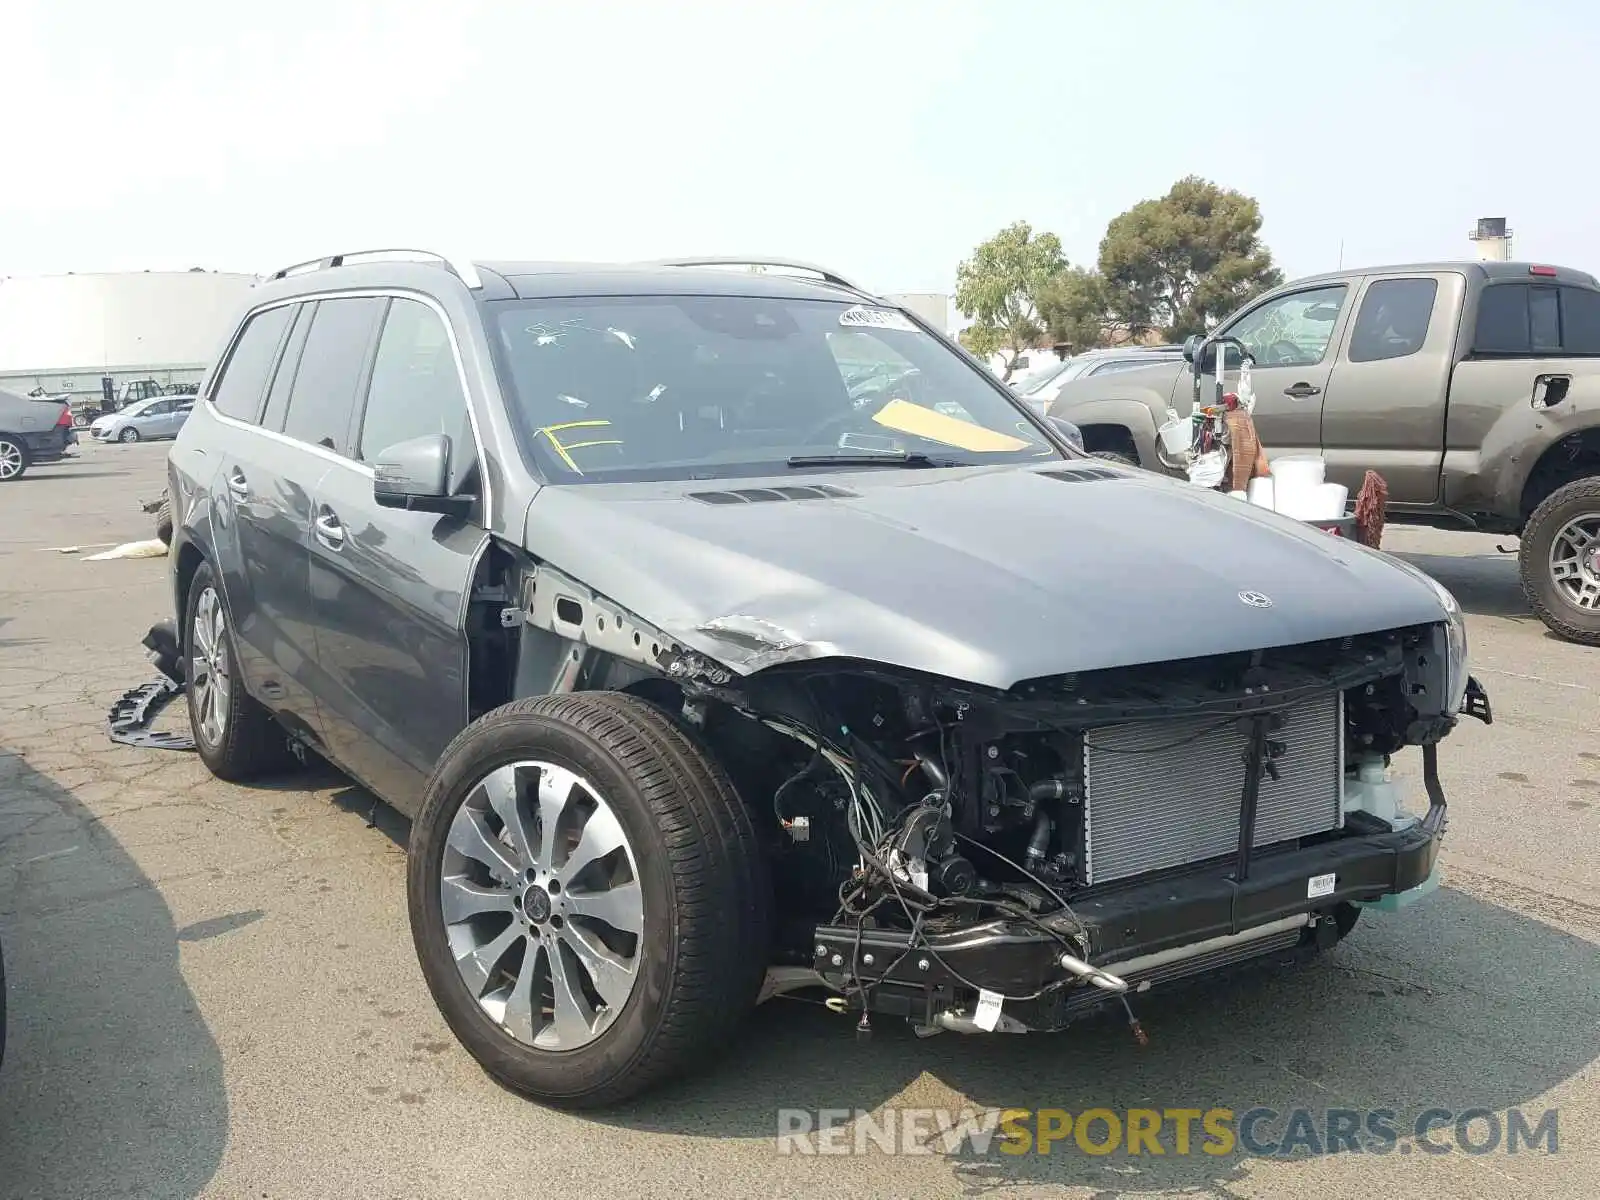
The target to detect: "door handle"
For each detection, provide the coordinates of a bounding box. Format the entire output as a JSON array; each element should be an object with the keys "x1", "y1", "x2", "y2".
[
  {"x1": 1283, "y1": 382, "x2": 1322, "y2": 399},
  {"x1": 1532, "y1": 374, "x2": 1573, "y2": 410},
  {"x1": 314, "y1": 508, "x2": 346, "y2": 549},
  {"x1": 226, "y1": 469, "x2": 249, "y2": 499}
]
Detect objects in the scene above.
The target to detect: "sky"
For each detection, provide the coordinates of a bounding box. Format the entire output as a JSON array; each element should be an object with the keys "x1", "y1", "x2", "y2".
[{"x1": 4, "y1": 0, "x2": 1596, "y2": 294}]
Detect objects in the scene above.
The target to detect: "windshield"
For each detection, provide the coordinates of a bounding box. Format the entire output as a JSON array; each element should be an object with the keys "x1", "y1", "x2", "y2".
[
  {"x1": 121, "y1": 397, "x2": 162, "y2": 416},
  {"x1": 487, "y1": 295, "x2": 1067, "y2": 482},
  {"x1": 1020, "y1": 357, "x2": 1094, "y2": 394}
]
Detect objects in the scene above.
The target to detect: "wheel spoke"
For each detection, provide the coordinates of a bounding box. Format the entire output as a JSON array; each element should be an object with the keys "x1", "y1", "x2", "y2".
[
  {"x1": 543, "y1": 940, "x2": 598, "y2": 1048},
  {"x1": 533, "y1": 765, "x2": 577, "y2": 874},
  {"x1": 558, "y1": 805, "x2": 627, "y2": 886},
  {"x1": 455, "y1": 922, "x2": 523, "y2": 998},
  {"x1": 446, "y1": 806, "x2": 520, "y2": 882},
  {"x1": 565, "y1": 878, "x2": 643, "y2": 937},
  {"x1": 501, "y1": 938, "x2": 543, "y2": 1044},
  {"x1": 559, "y1": 921, "x2": 637, "y2": 1009},
  {"x1": 441, "y1": 875, "x2": 515, "y2": 924},
  {"x1": 481, "y1": 766, "x2": 536, "y2": 869}
]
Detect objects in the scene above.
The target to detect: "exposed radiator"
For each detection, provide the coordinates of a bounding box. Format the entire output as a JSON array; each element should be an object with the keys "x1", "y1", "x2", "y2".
[{"x1": 1081, "y1": 691, "x2": 1343, "y2": 886}]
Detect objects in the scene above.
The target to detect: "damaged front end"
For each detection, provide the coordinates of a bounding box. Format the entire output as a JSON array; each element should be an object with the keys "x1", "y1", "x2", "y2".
[{"x1": 499, "y1": 558, "x2": 1491, "y2": 1041}]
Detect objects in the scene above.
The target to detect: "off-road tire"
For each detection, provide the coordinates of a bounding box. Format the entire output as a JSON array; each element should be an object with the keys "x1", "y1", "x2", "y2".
[
  {"x1": 155, "y1": 493, "x2": 173, "y2": 546},
  {"x1": 118, "y1": 426, "x2": 140, "y2": 443},
  {"x1": 183, "y1": 560, "x2": 294, "y2": 780},
  {"x1": 407, "y1": 691, "x2": 770, "y2": 1109},
  {"x1": 0, "y1": 436, "x2": 28, "y2": 482},
  {"x1": 1519, "y1": 475, "x2": 1600, "y2": 646}
]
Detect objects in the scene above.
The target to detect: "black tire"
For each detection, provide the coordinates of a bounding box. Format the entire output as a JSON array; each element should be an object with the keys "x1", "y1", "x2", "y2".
[
  {"x1": 408, "y1": 691, "x2": 770, "y2": 1109},
  {"x1": 1092, "y1": 449, "x2": 1139, "y2": 468},
  {"x1": 0, "y1": 435, "x2": 28, "y2": 482},
  {"x1": 0, "y1": 934, "x2": 7, "y2": 1074},
  {"x1": 1519, "y1": 476, "x2": 1600, "y2": 646},
  {"x1": 155, "y1": 493, "x2": 173, "y2": 546},
  {"x1": 118, "y1": 427, "x2": 140, "y2": 443},
  {"x1": 183, "y1": 560, "x2": 293, "y2": 780}
]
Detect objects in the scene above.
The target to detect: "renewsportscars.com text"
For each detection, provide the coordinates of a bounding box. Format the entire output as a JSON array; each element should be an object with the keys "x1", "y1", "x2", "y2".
[{"x1": 775, "y1": 1106, "x2": 1560, "y2": 1157}]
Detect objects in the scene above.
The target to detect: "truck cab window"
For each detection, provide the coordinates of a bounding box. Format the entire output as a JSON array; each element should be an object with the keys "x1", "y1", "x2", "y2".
[
  {"x1": 1348, "y1": 278, "x2": 1437, "y2": 362},
  {"x1": 1224, "y1": 285, "x2": 1347, "y2": 368}
]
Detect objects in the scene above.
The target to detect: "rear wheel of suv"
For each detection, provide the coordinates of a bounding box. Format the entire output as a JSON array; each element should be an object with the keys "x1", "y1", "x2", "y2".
[
  {"x1": 184, "y1": 561, "x2": 293, "y2": 780},
  {"x1": 1520, "y1": 476, "x2": 1600, "y2": 645},
  {"x1": 407, "y1": 691, "x2": 769, "y2": 1108},
  {"x1": 0, "y1": 436, "x2": 27, "y2": 482}
]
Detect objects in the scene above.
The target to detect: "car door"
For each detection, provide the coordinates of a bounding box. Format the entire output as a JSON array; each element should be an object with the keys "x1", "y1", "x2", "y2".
[
  {"x1": 306, "y1": 295, "x2": 487, "y2": 811},
  {"x1": 1208, "y1": 282, "x2": 1355, "y2": 461},
  {"x1": 1317, "y1": 272, "x2": 1461, "y2": 504},
  {"x1": 199, "y1": 300, "x2": 330, "y2": 734}
]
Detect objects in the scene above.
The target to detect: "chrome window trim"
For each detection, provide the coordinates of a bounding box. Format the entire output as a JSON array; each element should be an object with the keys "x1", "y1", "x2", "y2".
[{"x1": 202, "y1": 288, "x2": 494, "y2": 514}]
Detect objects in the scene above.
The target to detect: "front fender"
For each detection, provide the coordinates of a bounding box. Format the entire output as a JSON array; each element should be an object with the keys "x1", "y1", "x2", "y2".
[{"x1": 1048, "y1": 394, "x2": 1167, "y2": 471}]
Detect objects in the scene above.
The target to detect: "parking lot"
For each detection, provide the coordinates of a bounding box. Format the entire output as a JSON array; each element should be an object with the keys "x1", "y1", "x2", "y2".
[{"x1": 0, "y1": 438, "x2": 1596, "y2": 1199}]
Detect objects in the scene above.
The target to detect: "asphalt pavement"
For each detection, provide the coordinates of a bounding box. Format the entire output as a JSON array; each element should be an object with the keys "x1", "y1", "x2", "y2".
[{"x1": 0, "y1": 439, "x2": 1595, "y2": 1199}]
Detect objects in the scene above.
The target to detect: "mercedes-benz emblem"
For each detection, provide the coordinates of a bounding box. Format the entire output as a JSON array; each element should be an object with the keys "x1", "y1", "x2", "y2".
[{"x1": 1238, "y1": 590, "x2": 1273, "y2": 609}]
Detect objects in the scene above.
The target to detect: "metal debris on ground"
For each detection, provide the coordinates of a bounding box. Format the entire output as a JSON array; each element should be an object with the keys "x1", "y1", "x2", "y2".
[{"x1": 107, "y1": 678, "x2": 194, "y2": 751}]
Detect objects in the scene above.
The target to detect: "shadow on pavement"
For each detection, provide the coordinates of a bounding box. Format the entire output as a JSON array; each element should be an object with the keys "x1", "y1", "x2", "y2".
[
  {"x1": 588, "y1": 884, "x2": 1597, "y2": 1192},
  {"x1": 1394, "y1": 548, "x2": 1533, "y2": 620},
  {"x1": 0, "y1": 748, "x2": 227, "y2": 1199}
]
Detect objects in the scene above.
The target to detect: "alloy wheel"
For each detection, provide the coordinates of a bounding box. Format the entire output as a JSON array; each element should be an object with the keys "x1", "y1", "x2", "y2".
[
  {"x1": 0, "y1": 441, "x2": 22, "y2": 481},
  {"x1": 1548, "y1": 514, "x2": 1600, "y2": 610},
  {"x1": 190, "y1": 586, "x2": 231, "y2": 746},
  {"x1": 440, "y1": 761, "x2": 644, "y2": 1051}
]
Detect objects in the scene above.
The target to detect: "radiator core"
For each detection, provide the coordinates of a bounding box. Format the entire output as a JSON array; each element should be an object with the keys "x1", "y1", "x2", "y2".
[{"x1": 1081, "y1": 692, "x2": 1344, "y2": 886}]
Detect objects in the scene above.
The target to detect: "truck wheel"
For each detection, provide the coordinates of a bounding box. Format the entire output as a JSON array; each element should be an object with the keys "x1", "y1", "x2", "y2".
[
  {"x1": 1520, "y1": 477, "x2": 1600, "y2": 645},
  {"x1": 407, "y1": 691, "x2": 769, "y2": 1108},
  {"x1": 184, "y1": 561, "x2": 294, "y2": 780},
  {"x1": 0, "y1": 436, "x2": 27, "y2": 482},
  {"x1": 155, "y1": 493, "x2": 173, "y2": 546}
]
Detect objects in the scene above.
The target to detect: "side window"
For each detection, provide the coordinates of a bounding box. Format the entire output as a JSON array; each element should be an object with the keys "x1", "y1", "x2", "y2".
[
  {"x1": 1474, "y1": 284, "x2": 1529, "y2": 354},
  {"x1": 261, "y1": 303, "x2": 312, "y2": 433},
  {"x1": 280, "y1": 297, "x2": 387, "y2": 454},
  {"x1": 1562, "y1": 287, "x2": 1600, "y2": 354},
  {"x1": 1348, "y1": 278, "x2": 1438, "y2": 363},
  {"x1": 1223, "y1": 285, "x2": 1348, "y2": 368},
  {"x1": 210, "y1": 304, "x2": 294, "y2": 423},
  {"x1": 357, "y1": 299, "x2": 472, "y2": 474}
]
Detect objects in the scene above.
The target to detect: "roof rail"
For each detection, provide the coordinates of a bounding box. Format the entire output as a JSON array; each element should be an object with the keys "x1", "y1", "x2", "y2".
[
  {"x1": 266, "y1": 249, "x2": 483, "y2": 289},
  {"x1": 650, "y1": 256, "x2": 869, "y2": 295}
]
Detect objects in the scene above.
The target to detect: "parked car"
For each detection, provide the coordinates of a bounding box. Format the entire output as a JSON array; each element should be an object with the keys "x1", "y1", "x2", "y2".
[
  {"x1": 90, "y1": 394, "x2": 195, "y2": 443},
  {"x1": 0, "y1": 388, "x2": 76, "y2": 481},
  {"x1": 1016, "y1": 345, "x2": 1187, "y2": 424},
  {"x1": 158, "y1": 249, "x2": 1486, "y2": 1108},
  {"x1": 1048, "y1": 261, "x2": 1600, "y2": 646}
]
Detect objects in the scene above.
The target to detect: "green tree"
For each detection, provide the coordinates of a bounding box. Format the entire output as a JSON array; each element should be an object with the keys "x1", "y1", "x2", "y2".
[
  {"x1": 954, "y1": 221, "x2": 1066, "y2": 380},
  {"x1": 1098, "y1": 176, "x2": 1283, "y2": 342},
  {"x1": 1038, "y1": 266, "x2": 1114, "y2": 354}
]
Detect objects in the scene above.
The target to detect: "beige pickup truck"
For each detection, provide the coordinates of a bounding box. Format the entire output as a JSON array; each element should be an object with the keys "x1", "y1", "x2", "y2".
[{"x1": 1049, "y1": 260, "x2": 1600, "y2": 645}]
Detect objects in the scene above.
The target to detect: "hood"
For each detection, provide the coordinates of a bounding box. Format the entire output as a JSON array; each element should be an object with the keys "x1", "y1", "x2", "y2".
[{"x1": 521, "y1": 462, "x2": 1448, "y2": 690}]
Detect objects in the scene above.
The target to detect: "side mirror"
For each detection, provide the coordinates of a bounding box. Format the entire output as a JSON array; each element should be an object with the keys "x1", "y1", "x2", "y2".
[
  {"x1": 1047, "y1": 415, "x2": 1085, "y2": 452},
  {"x1": 1182, "y1": 334, "x2": 1203, "y2": 363},
  {"x1": 373, "y1": 433, "x2": 473, "y2": 515}
]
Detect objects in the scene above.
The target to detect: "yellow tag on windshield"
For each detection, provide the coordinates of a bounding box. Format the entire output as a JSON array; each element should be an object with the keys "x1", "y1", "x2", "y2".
[{"x1": 870, "y1": 399, "x2": 1031, "y2": 453}]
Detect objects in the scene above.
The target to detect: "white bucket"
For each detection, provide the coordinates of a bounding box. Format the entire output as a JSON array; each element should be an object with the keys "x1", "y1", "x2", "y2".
[
  {"x1": 1270, "y1": 455, "x2": 1326, "y2": 490},
  {"x1": 1246, "y1": 476, "x2": 1276, "y2": 510},
  {"x1": 1158, "y1": 417, "x2": 1191, "y2": 457},
  {"x1": 1305, "y1": 482, "x2": 1349, "y2": 520}
]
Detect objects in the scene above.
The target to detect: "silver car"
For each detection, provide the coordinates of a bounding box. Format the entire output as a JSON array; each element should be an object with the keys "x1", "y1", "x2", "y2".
[{"x1": 90, "y1": 395, "x2": 194, "y2": 443}]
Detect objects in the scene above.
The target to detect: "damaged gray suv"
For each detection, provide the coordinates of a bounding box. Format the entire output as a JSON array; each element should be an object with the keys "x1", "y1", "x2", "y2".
[{"x1": 161, "y1": 250, "x2": 1490, "y2": 1107}]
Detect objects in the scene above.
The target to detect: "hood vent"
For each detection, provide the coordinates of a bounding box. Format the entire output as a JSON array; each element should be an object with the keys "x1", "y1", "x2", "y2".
[
  {"x1": 1039, "y1": 466, "x2": 1122, "y2": 484},
  {"x1": 688, "y1": 484, "x2": 857, "y2": 505}
]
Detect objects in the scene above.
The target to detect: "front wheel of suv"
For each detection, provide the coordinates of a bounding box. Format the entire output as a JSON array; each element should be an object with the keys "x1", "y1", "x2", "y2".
[
  {"x1": 184, "y1": 561, "x2": 293, "y2": 780},
  {"x1": 407, "y1": 691, "x2": 770, "y2": 1108},
  {"x1": 1520, "y1": 476, "x2": 1600, "y2": 646}
]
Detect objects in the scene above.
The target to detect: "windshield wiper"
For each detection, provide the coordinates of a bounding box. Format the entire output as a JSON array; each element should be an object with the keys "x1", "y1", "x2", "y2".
[{"x1": 785, "y1": 451, "x2": 957, "y2": 469}]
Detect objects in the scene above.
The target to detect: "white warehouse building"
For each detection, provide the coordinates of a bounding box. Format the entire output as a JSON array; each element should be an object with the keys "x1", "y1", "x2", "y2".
[{"x1": 0, "y1": 270, "x2": 258, "y2": 401}]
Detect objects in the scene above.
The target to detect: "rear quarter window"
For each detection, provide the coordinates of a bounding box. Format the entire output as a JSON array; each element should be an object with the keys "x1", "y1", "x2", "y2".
[{"x1": 210, "y1": 305, "x2": 295, "y2": 423}]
